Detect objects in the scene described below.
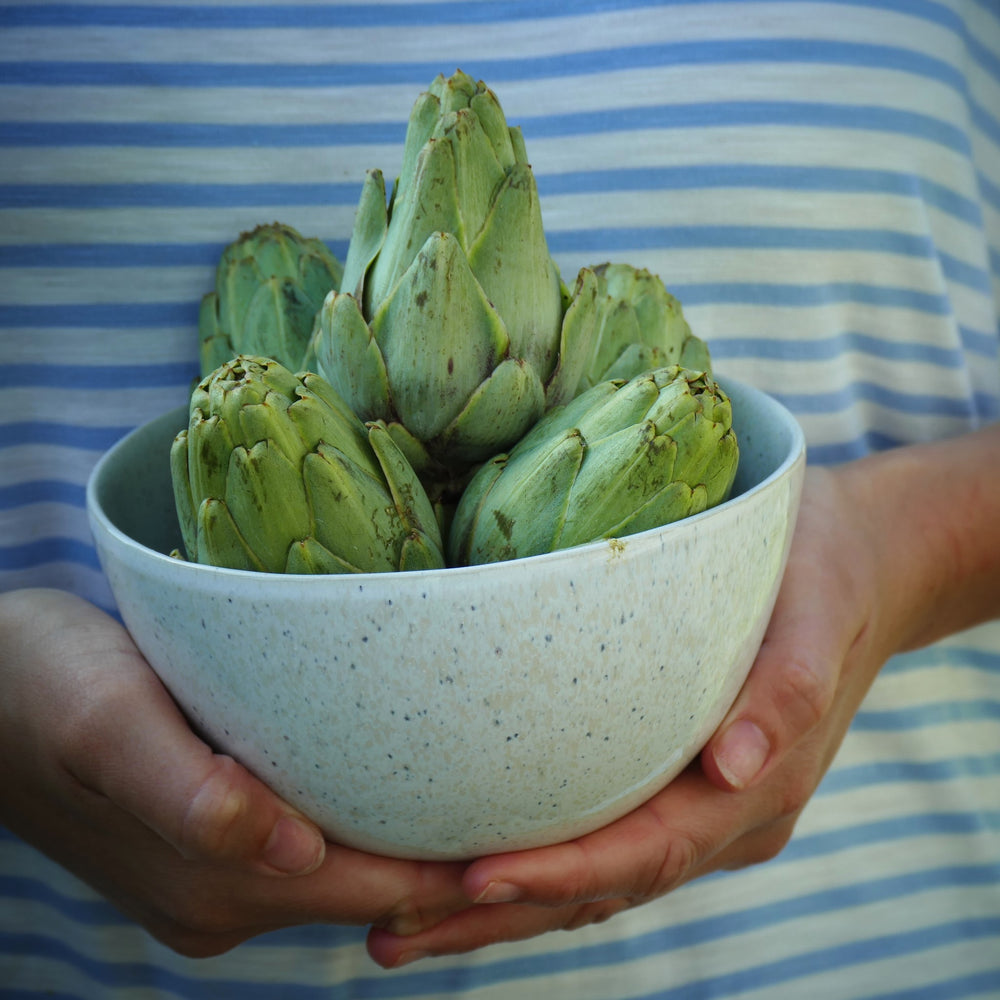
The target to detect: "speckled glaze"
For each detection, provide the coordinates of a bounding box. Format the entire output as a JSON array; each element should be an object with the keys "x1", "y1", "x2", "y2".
[{"x1": 86, "y1": 376, "x2": 805, "y2": 860}]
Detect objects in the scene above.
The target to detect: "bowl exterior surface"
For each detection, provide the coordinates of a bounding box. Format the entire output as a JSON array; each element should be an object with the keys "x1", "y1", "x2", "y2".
[{"x1": 87, "y1": 377, "x2": 804, "y2": 859}]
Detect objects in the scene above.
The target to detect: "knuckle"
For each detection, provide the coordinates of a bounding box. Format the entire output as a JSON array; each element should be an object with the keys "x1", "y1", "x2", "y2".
[
  {"x1": 562, "y1": 898, "x2": 630, "y2": 932},
  {"x1": 179, "y1": 756, "x2": 252, "y2": 861},
  {"x1": 777, "y1": 655, "x2": 834, "y2": 732},
  {"x1": 773, "y1": 768, "x2": 817, "y2": 822},
  {"x1": 724, "y1": 819, "x2": 797, "y2": 870},
  {"x1": 642, "y1": 828, "x2": 702, "y2": 898},
  {"x1": 143, "y1": 881, "x2": 240, "y2": 955}
]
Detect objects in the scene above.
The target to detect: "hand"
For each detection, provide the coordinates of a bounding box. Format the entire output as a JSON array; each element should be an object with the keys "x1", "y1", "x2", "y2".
[
  {"x1": 0, "y1": 589, "x2": 470, "y2": 957},
  {"x1": 368, "y1": 427, "x2": 1000, "y2": 967}
]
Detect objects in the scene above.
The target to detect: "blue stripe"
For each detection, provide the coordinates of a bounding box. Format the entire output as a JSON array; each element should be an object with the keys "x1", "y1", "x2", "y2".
[
  {"x1": 0, "y1": 538, "x2": 101, "y2": 572},
  {"x1": 0, "y1": 480, "x2": 87, "y2": 510},
  {"x1": 819, "y1": 753, "x2": 1000, "y2": 795},
  {"x1": 0, "y1": 102, "x2": 972, "y2": 157},
  {"x1": 853, "y1": 699, "x2": 1000, "y2": 731},
  {"x1": 773, "y1": 382, "x2": 979, "y2": 418},
  {"x1": 668, "y1": 279, "x2": 953, "y2": 313},
  {"x1": 0, "y1": 362, "x2": 198, "y2": 390},
  {"x1": 884, "y1": 645, "x2": 1000, "y2": 675},
  {"x1": 0, "y1": 165, "x2": 985, "y2": 230},
  {"x1": 0, "y1": 240, "x2": 351, "y2": 269},
  {"x1": 0, "y1": 302, "x2": 196, "y2": 328},
  {"x1": 712, "y1": 331, "x2": 968, "y2": 367},
  {"x1": 979, "y1": 174, "x2": 1000, "y2": 225},
  {"x1": 0, "y1": 39, "x2": 973, "y2": 94},
  {"x1": 538, "y1": 164, "x2": 986, "y2": 227},
  {"x1": 0, "y1": 183, "x2": 361, "y2": 211},
  {"x1": 780, "y1": 811, "x2": 1000, "y2": 864},
  {"x1": 2, "y1": 422, "x2": 133, "y2": 450}
]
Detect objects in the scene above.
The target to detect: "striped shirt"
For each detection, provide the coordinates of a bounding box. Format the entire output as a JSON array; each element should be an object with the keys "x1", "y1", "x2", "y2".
[{"x1": 2, "y1": 1, "x2": 999, "y2": 996}]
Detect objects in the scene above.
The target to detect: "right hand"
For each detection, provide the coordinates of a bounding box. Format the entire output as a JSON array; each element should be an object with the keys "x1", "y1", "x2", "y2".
[{"x1": 0, "y1": 588, "x2": 471, "y2": 956}]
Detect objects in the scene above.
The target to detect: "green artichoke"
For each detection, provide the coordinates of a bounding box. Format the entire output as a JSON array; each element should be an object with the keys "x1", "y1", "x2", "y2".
[
  {"x1": 576, "y1": 263, "x2": 712, "y2": 392},
  {"x1": 311, "y1": 70, "x2": 598, "y2": 489},
  {"x1": 448, "y1": 366, "x2": 739, "y2": 565},
  {"x1": 171, "y1": 355, "x2": 445, "y2": 574},
  {"x1": 199, "y1": 223, "x2": 344, "y2": 376}
]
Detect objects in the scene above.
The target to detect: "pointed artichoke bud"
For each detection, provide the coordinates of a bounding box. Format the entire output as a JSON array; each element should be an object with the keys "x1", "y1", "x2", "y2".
[
  {"x1": 448, "y1": 366, "x2": 739, "y2": 566},
  {"x1": 171, "y1": 355, "x2": 445, "y2": 574},
  {"x1": 576, "y1": 263, "x2": 713, "y2": 393},
  {"x1": 198, "y1": 223, "x2": 343, "y2": 376},
  {"x1": 313, "y1": 70, "x2": 598, "y2": 490}
]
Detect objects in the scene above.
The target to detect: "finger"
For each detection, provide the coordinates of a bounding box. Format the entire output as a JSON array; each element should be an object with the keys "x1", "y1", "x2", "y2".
[
  {"x1": 456, "y1": 767, "x2": 749, "y2": 910},
  {"x1": 56, "y1": 631, "x2": 326, "y2": 877},
  {"x1": 367, "y1": 897, "x2": 629, "y2": 968}
]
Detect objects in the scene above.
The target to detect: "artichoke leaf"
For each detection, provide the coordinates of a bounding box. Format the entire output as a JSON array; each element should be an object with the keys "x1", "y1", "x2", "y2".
[
  {"x1": 439, "y1": 109, "x2": 509, "y2": 244},
  {"x1": 449, "y1": 429, "x2": 584, "y2": 565},
  {"x1": 285, "y1": 536, "x2": 361, "y2": 575},
  {"x1": 242, "y1": 277, "x2": 318, "y2": 371},
  {"x1": 226, "y1": 441, "x2": 312, "y2": 573},
  {"x1": 170, "y1": 429, "x2": 198, "y2": 560},
  {"x1": 314, "y1": 291, "x2": 394, "y2": 424},
  {"x1": 236, "y1": 392, "x2": 306, "y2": 465},
  {"x1": 186, "y1": 411, "x2": 234, "y2": 506},
  {"x1": 303, "y1": 445, "x2": 404, "y2": 574},
  {"x1": 370, "y1": 231, "x2": 509, "y2": 440},
  {"x1": 365, "y1": 420, "x2": 445, "y2": 565},
  {"x1": 342, "y1": 169, "x2": 388, "y2": 301},
  {"x1": 465, "y1": 161, "x2": 562, "y2": 376},
  {"x1": 367, "y1": 132, "x2": 466, "y2": 307},
  {"x1": 469, "y1": 89, "x2": 518, "y2": 169},
  {"x1": 560, "y1": 423, "x2": 677, "y2": 548},
  {"x1": 433, "y1": 356, "x2": 545, "y2": 464},
  {"x1": 605, "y1": 480, "x2": 706, "y2": 540},
  {"x1": 544, "y1": 267, "x2": 600, "y2": 408},
  {"x1": 197, "y1": 498, "x2": 267, "y2": 573},
  {"x1": 197, "y1": 293, "x2": 233, "y2": 377},
  {"x1": 286, "y1": 388, "x2": 374, "y2": 474}
]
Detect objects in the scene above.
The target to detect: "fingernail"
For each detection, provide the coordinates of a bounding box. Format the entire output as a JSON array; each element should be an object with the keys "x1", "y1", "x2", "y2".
[
  {"x1": 392, "y1": 949, "x2": 431, "y2": 968},
  {"x1": 713, "y1": 719, "x2": 770, "y2": 789},
  {"x1": 473, "y1": 880, "x2": 522, "y2": 904},
  {"x1": 263, "y1": 815, "x2": 325, "y2": 875}
]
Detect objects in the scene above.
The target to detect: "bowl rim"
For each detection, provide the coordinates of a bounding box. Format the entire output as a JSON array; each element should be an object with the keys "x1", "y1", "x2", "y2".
[{"x1": 86, "y1": 374, "x2": 806, "y2": 585}]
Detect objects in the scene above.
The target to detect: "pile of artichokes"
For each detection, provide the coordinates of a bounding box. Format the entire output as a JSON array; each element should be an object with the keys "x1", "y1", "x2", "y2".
[{"x1": 171, "y1": 70, "x2": 739, "y2": 574}]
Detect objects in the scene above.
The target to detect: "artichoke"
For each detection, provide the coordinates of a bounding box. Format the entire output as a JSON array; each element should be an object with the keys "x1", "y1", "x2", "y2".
[
  {"x1": 448, "y1": 366, "x2": 739, "y2": 565},
  {"x1": 577, "y1": 263, "x2": 712, "y2": 392},
  {"x1": 199, "y1": 223, "x2": 344, "y2": 376},
  {"x1": 171, "y1": 355, "x2": 445, "y2": 574},
  {"x1": 311, "y1": 70, "x2": 598, "y2": 490}
]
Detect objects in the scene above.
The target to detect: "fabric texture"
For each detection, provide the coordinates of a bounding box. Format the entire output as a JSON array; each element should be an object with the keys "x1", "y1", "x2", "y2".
[{"x1": 1, "y1": 1, "x2": 999, "y2": 996}]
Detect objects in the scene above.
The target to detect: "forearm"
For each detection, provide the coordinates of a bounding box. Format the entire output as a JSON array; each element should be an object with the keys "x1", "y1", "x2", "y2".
[{"x1": 838, "y1": 421, "x2": 1000, "y2": 653}]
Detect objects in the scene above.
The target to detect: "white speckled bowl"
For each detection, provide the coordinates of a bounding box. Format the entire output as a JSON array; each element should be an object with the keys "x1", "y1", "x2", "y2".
[{"x1": 86, "y1": 376, "x2": 804, "y2": 860}]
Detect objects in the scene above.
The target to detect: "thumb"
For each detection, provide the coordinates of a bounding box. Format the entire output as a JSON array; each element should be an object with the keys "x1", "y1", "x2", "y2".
[{"x1": 700, "y1": 500, "x2": 858, "y2": 791}]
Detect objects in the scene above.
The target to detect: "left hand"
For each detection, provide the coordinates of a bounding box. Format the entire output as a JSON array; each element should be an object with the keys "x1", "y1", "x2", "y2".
[{"x1": 366, "y1": 462, "x2": 905, "y2": 967}]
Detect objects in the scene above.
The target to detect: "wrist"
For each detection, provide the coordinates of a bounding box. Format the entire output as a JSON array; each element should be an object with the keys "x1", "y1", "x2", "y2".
[{"x1": 839, "y1": 424, "x2": 1000, "y2": 653}]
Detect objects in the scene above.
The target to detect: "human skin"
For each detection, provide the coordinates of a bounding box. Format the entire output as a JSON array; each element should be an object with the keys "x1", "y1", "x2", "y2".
[{"x1": 1, "y1": 424, "x2": 998, "y2": 962}]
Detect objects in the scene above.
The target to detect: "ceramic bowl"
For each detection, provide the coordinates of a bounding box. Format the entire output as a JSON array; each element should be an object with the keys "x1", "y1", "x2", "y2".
[{"x1": 86, "y1": 375, "x2": 805, "y2": 860}]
